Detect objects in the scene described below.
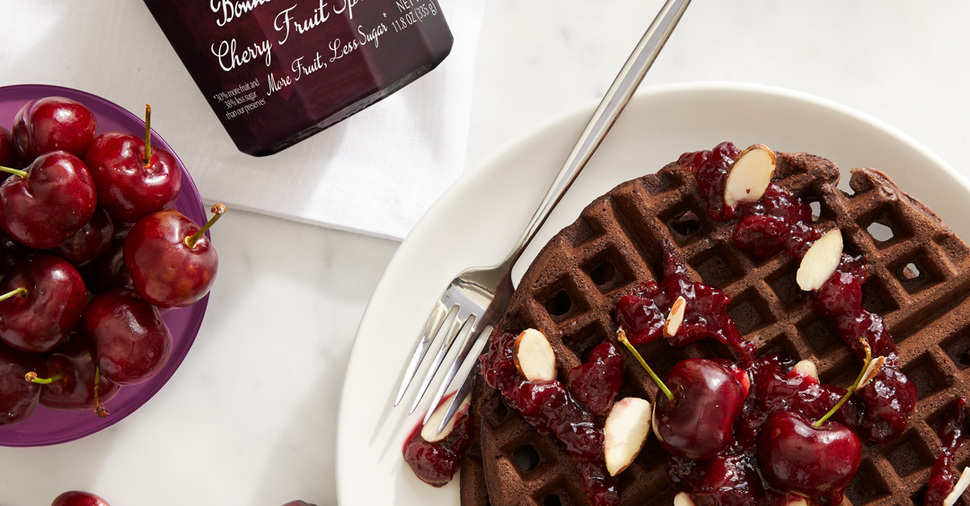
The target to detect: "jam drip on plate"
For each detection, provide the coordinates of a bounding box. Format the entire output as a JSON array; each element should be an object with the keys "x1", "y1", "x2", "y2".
[
  {"x1": 679, "y1": 141, "x2": 916, "y2": 444},
  {"x1": 402, "y1": 398, "x2": 477, "y2": 487},
  {"x1": 925, "y1": 397, "x2": 969, "y2": 505},
  {"x1": 481, "y1": 331, "x2": 624, "y2": 506}
]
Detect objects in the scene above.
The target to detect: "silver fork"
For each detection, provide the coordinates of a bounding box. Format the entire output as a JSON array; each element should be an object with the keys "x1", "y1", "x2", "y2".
[{"x1": 394, "y1": 0, "x2": 692, "y2": 433}]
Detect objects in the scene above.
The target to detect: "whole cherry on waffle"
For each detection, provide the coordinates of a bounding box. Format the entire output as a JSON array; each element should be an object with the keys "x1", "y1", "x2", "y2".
[
  {"x1": 758, "y1": 340, "x2": 885, "y2": 501},
  {"x1": 618, "y1": 329, "x2": 748, "y2": 460}
]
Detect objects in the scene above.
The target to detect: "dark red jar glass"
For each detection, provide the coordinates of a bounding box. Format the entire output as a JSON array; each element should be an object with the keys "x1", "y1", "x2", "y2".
[{"x1": 143, "y1": 0, "x2": 453, "y2": 156}]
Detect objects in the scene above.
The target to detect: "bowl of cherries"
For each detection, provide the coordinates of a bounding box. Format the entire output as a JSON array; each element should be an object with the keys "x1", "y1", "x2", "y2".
[{"x1": 0, "y1": 84, "x2": 217, "y2": 446}]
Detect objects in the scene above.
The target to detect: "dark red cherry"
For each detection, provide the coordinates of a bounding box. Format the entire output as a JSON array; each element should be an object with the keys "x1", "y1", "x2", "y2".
[
  {"x1": 85, "y1": 225, "x2": 133, "y2": 293},
  {"x1": 757, "y1": 410, "x2": 861, "y2": 498},
  {"x1": 84, "y1": 131, "x2": 181, "y2": 223},
  {"x1": 50, "y1": 490, "x2": 111, "y2": 506},
  {"x1": 12, "y1": 96, "x2": 97, "y2": 161},
  {"x1": 83, "y1": 289, "x2": 172, "y2": 385},
  {"x1": 29, "y1": 332, "x2": 119, "y2": 412},
  {"x1": 0, "y1": 228, "x2": 26, "y2": 278},
  {"x1": 653, "y1": 358, "x2": 746, "y2": 460},
  {"x1": 0, "y1": 126, "x2": 22, "y2": 169},
  {"x1": 124, "y1": 206, "x2": 222, "y2": 308},
  {"x1": 52, "y1": 207, "x2": 114, "y2": 267},
  {"x1": 0, "y1": 344, "x2": 41, "y2": 425},
  {"x1": 691, "y1": 453, "x2": 765, "y2": 505},
  {"x1": 0, "y1": 254, "x2": 88, "y2": 353},
  {"x1": 0, "y1": 150, "x2": 97, "y2": 249}
]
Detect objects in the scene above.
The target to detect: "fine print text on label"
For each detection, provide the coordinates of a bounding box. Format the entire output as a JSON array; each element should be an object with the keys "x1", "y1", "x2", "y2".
[{"x1": 208, "y1": 0, "x2": 442, "y2": 121}]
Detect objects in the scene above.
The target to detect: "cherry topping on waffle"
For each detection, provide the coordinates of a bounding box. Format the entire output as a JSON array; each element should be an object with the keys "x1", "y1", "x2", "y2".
[
  {"x1": 481, "y1": 329, "x2": 619, "y2": 505},
  {"x1": 925, "y1": 397, "x2": 969, "y2": 505},
  {"x1": 566, "y1": 342, "x2": 624, "y2": 417},
  {"x1": 681, "y1": 141, "x2": 916, "y2": 444},
  {"x1": 614, "y1": 245, "x2": 755, "y2": 363}
]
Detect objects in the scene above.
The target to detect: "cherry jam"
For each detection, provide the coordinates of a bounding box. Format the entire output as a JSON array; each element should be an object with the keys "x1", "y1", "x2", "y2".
[
  {"x1": 402, "y1": 402, "x2": 476, "y2": 487},
  {"x1": 925, "y1": 397, "x2": 968, "y2": 505},
  {"x1": 480, "y1": 330, "x2": 621, "y2": 506},
  {"x1": 614, "y1": 243, "x2": 756, "y2": 363},
  {"x1": 680, "y1": 142, "x2": 916, "y2": 444},
  {"x1": 616, "y1": 248, "x2": 865, "y2": 503}
]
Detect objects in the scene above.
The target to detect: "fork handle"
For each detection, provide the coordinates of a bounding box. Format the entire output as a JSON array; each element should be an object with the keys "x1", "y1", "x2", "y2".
[{"x1": 506, "y1": 0, "x2": 691, "y2": 262}]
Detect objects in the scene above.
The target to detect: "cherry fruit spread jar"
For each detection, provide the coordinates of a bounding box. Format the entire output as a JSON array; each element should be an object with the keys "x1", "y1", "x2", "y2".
[{"x1": 143, "y1": 0, "x2": 453, "y2": 156}]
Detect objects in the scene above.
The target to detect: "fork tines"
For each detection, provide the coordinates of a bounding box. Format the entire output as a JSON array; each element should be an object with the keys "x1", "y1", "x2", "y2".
[{"x1": 395, "y1": 303, "x2": 489, "y2": 432}]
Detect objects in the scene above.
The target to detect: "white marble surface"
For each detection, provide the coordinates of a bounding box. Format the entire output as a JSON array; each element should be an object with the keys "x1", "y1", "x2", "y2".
[{"x1": 2, "y1": 0, "x2": 970, "y2": 505}]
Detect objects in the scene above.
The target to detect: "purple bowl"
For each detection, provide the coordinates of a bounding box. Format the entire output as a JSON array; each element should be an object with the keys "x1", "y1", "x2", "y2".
[{"x1": 0, "y1": 84, "x2": 208, "y2": 446}]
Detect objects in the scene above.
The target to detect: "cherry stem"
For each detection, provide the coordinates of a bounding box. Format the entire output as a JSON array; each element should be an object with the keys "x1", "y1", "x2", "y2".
[
  {"x1": 143, "y1": 104, "x2": 152, "y2": 167},
  {"x1": 185, "y1": 203, "x2": 227, "y2": 249},
  {"x1": 815, "y1": 338, "x2": 878, "y2": 427},
  {"x1": 0, "y1": 165, "x2": 27, "y2": 179},
  {"x1": 618, "y1": 328, "x2": 675, "y2": 402},
  {"x1": 94, "y1": 366, "x2": 108, "y2": 418},
  {"x1": 24, "y1": 370, "x2": 65, "y2": 385},
  {"x1": 0, "y1": 287, "x2": 27, "y2": 302}
]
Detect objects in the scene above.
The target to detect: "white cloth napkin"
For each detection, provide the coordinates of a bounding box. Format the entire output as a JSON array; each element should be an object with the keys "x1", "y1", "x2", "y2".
[{"x1": 0, "y1": 0, "x2": 485, "y2": 241}]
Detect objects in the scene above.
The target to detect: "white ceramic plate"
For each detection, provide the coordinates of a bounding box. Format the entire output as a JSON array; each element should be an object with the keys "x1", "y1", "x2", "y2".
[{"x1": 335, "y1": 82, "x2": 968, "y2": 505}]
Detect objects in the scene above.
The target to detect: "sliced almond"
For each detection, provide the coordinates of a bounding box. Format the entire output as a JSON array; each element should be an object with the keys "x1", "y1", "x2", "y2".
[
  {"x1": 724, "y1": 144, "x2": 776, "y2": 209},
  {"x1": 858, "y1": 355, "x2": 887, "y2": 389},
  {"x1": 603, "y1": 397, "x2": 652, "y2": 476},
  {"x1": 673, "y1": 492, "x2": 697, "y2": 506},
  {"x1": 662, "y1": 296, "x2": 687, "y2": 338},
  {"x1": 420, "y1": 395, "x2": 470, "y2": 443},
  {"x1": 796, "y1": 229, "x2": 843, "y2": 291},
  {"x1": 790, "y1": 359, "x2": 819, "y2": 383},
  {"x1": 513, "y1": 328, "x2": 557, "y2": 382},
  {"x1": 944, "y1": 466, "x2": 970, "y2": 506},
  {"x1": 782, "y1": 497, "x2": 809, "y2": 506}
]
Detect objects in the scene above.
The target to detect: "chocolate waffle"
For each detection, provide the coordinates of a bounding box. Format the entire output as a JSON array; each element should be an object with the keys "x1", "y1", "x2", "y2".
[{"x1": 460, "y1": 147, "x2": 970, "y2": 505}]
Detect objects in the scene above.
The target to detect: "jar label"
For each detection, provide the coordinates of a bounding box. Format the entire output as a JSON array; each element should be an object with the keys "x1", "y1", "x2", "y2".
[
  {"x1": 204, "y1": 0, "x2": 446, "y2": 121},
  {"x1": 145, "y1": 0, "x2": 453, "y2": 155}
]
